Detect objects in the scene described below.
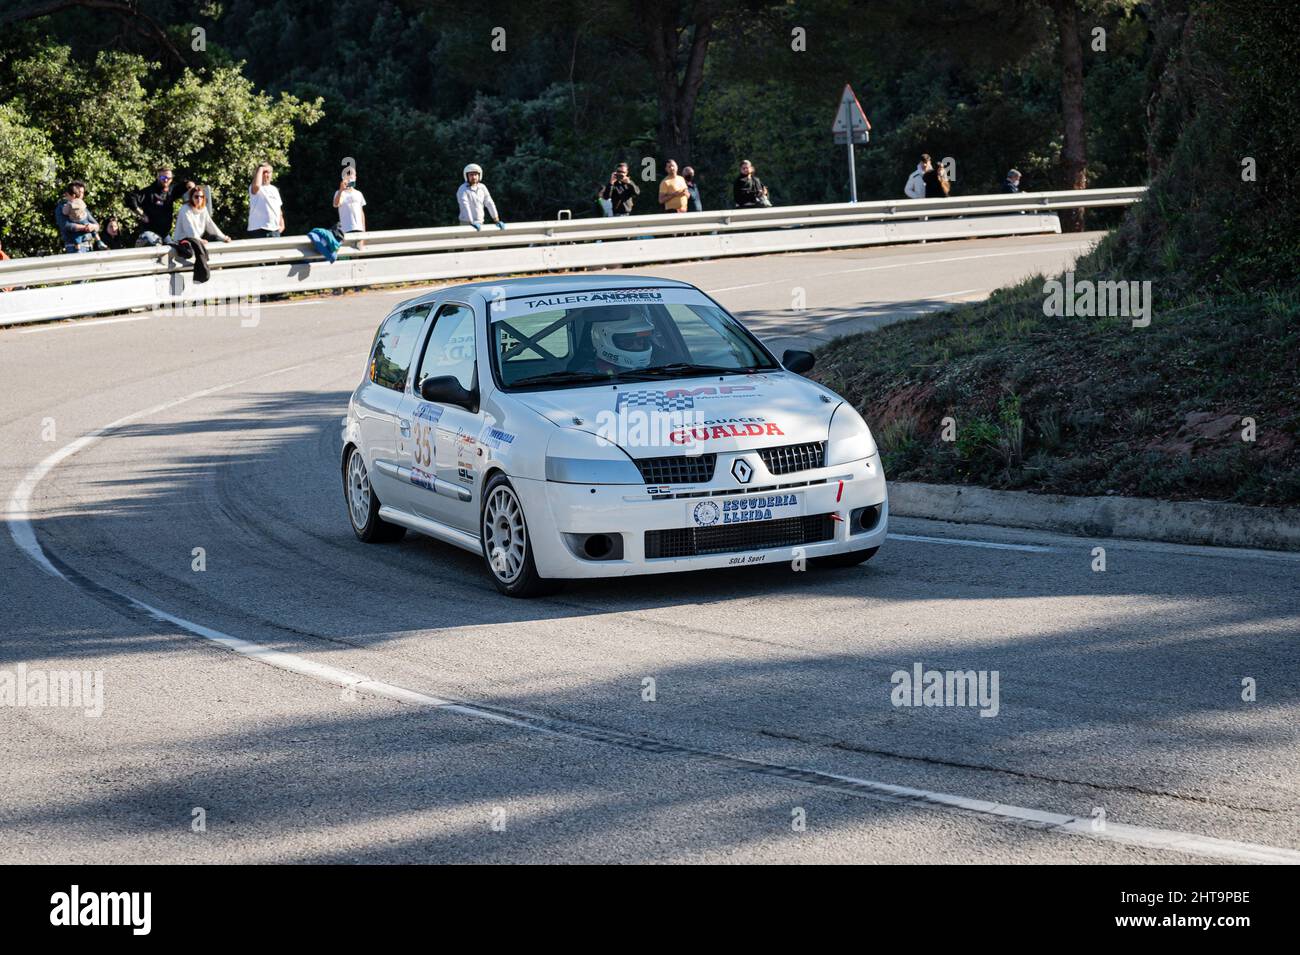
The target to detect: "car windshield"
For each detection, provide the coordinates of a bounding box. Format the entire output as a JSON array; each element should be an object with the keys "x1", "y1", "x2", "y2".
[{"x1": 491, "y1": 287, "x2": 778, "y2": 389}]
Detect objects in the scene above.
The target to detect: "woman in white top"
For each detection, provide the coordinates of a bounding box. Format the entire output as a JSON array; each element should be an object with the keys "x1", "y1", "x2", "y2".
[{"x1": 171, "y1": 187, "x2": 232, "y2": 244}]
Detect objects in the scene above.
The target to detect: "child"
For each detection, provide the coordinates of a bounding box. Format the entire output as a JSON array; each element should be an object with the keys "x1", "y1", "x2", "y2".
[{"x1": 61, "y1": 197, "x2": 100, "y2": 252}]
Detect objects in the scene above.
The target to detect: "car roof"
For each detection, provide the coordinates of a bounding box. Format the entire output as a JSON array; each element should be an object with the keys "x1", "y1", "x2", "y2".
[{"x1": 395, "y1": 274, "x2": 697, "y2": 311}]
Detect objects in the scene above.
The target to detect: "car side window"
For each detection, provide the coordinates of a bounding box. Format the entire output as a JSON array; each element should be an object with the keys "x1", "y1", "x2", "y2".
[
  {"x1": 416, "y1": 303, "x2": 477, "y2": 392},
  {"x1": 369, "y1": 305, "x2": 431, "y2": 391}
]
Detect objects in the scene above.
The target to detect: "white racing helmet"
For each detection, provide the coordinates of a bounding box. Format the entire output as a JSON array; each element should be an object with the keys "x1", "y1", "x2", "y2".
[
  {"x1": 592, "y1": 309, "x2": 655, "y2": 369},
  {"x1": 463, "y1": 163, "x2": 483, "y2": 181}
]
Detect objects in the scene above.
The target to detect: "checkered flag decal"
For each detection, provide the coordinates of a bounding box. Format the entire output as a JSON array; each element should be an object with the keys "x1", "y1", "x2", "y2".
[{"x1": 615, "y1": 391, "x2": 696, "y2": 412}]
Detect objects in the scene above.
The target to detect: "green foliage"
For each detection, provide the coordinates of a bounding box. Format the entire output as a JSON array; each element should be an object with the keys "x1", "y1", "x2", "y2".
[
  {"x1": 1106, "y1": 0, "x2": 1300, "y2": 291},
  {"x1": 0, "y1": 38, "x2": 321, "y2": 253},
  {"x1": 956, "y1": 417, "x2": 1000, "y2": 462},
  {"x1": 0, "y1": 102, "x2": 58, "y2": 254},
  {"x1": 2, "y1": 0, "x2": 1158, "y2": 248}
]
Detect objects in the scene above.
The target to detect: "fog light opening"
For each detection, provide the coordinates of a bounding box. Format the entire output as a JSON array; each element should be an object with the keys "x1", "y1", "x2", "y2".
[
  {"x1": 851, "y1": 504, "x2": 881, "y2": 533},
  {"x1": 584, "y1": 533, "x2": 614, "y2": 559}
]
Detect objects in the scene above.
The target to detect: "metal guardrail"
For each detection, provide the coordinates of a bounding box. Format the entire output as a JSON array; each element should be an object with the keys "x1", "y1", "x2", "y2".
[{"x1": 0, "y1": 187, "x2": 1145, "y2": 326}]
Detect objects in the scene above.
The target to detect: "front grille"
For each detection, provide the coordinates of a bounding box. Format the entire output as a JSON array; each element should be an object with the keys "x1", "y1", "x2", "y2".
[
  {"x1": 633, "y1": 453, "x2": 716, "y2": 485},
  {"x1": 645, "y1": 513, "x2": 836, "y2": 559},
  {"x1": 758, "y1": 441, "x2": 826, "y2": 475}
]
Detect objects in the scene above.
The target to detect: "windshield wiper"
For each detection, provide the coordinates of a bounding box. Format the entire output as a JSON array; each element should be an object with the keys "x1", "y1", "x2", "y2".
[
  {"x1": 621, "y1": 362, "x2": 770, "y2": 379},
  {"x1": 509, "y1": 370, "x2": 621, "y2": 387}
]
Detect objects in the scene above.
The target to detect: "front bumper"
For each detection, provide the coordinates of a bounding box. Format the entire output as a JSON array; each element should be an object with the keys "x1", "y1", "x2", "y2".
[{"x1": 513, "y1": 453, "x2": 888, "y2": 579}]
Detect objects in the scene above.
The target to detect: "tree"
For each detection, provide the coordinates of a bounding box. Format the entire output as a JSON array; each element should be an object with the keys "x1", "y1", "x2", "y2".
[
  {"x1": 1048, "y1": 0, "x2": 1087, "y2": 230},
  {"x1": 634, "y1": 0, "x2": 714, "y2": 165}
]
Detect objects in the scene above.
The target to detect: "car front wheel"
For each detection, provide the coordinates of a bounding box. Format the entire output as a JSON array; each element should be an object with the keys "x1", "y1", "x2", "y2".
[
  {"x1": 481, "y1": 474, "x2": 560, "y2": 597},
  {"x1": 344, "y1": 446, "x2": 406, "y2": 543}
]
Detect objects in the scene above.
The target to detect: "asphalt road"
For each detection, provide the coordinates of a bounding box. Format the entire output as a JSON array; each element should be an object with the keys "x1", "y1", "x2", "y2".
[{"x1": 3, "y1": 233, "x2": 1298, "y2": 864}]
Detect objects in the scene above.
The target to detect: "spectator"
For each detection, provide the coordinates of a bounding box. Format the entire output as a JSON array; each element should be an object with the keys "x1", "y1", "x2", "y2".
[
  {"x1": 1001, "y1": 168, "x2": 1023, "y2": 193},
  {"x1": 683, "y1": 166, "x2": 702, "y2": 212},
  {"x1": 102, "y1": 217, "x2": 130, "y2": 250},
  {"x1": 594, "y1": 181, "x2": 614, "y2": 217},
  {"x1": 733, "y1": 159, "x2": 768, "y2": 208},
  {"x1": 248, "y1": 163, "x2": 285, "y2": 237},
  {"x1": 457, "y1": 163, "x2": 503, "y2": 229},
  {"x1": 905, "y1": 154, "x2": 931, "y2": 198},
  {"x1": 125, "y1": 167, "x2": 194, "y2": 239},
  {"x1": 600, "y1": 162, "x2": 640, "y2": 216},
  {"x1": 54, "y1": 182, "x2": 99, "y2": 253},
  {"x1": 333, "y1": 170, "x2": 367, "y2": 235},
  {"x1": 923, "y1": 158, "x2": 950, "y2": 198},
  {"x1": 171, "y1": 186, "x2": 231, "y2": 245},
  {"x1": 59, "y1": 192, "x2": 101, "y2": 252},
  {"x1": 658, "y1": 159, "x2": 688, "y2": 213}
]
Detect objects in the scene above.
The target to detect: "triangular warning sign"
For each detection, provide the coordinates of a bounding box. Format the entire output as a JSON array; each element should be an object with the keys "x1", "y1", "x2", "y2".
[{"x1": 831, "y1": 84, "x2": 871, "y2": 133}]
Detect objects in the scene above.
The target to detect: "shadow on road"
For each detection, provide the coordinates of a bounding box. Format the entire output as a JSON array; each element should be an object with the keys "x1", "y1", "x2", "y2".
[{"x1": 4, "y1": 381, "x2": 1298, "y2": 861}]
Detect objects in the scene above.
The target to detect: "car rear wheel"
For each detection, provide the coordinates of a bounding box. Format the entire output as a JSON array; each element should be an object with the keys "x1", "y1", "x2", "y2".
[
  {"x1": 481, "y1": 474, "x2": 560, "y2": 597},
  {"x1": 812, "y1": 546, "x2": 878, "y2": 569},
  {"x1": 344, "y1": 446, "x2": 406, "y2": 543}
]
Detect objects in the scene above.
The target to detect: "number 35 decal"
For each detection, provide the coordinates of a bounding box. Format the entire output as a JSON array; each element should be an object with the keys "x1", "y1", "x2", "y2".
[{"x1": 412, "y1": 423, "x2": 433, "y2": 467}]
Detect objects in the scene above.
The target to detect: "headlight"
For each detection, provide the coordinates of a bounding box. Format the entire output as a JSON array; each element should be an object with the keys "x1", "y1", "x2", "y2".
[
  {"x1": 824, "y1": 403, "x2": 877, "y2": 466},
  {"x1": 545, "y1": 428, "x2": 643, "y2": 484}
]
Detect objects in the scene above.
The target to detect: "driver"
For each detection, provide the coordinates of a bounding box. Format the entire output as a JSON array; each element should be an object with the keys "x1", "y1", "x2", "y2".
[{"x1": 590, "y1": 307, "x2": 656, "y2": 372}]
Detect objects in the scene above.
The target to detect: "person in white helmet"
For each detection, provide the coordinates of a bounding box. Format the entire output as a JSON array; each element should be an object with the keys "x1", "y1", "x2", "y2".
[
  {"x1": 457, "y1": 163, "x2": 503, "y2": 230},
  {"x1": 590, "y1": 307, "x2": 656, "y2": 372}
]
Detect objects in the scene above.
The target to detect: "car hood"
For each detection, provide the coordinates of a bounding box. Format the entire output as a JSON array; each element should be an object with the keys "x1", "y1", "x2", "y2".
[{"x1": 516, "y1": 371, "x2": 842, "y2": 455}]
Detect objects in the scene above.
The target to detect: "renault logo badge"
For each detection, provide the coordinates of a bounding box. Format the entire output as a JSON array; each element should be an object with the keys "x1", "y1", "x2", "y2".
[{"x1": 731, "y1": 458, "x2": 753, "y2": 483}]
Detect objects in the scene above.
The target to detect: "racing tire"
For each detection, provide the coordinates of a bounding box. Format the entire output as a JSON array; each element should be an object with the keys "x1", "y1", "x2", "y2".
[
  {"x1": 481, "y1": 473, "x2": 562, "y2": 598},
  {"x1": 344, "y1": 446, "x2": 406, "y2": 543},
  {"x1": 812, "y1": 546, "x2": 878, "y2": 569}
]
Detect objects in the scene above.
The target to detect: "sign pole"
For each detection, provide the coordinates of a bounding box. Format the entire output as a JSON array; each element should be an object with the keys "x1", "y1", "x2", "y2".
[
  {"x1": 847, "y1": 140, "x2": 858, "y2": 203},
  {"x1": 833, "y1": 85, "x2": 868, "y2": 204}
]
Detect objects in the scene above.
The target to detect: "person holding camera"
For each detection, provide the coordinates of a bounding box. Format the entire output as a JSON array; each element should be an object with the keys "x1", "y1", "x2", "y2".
[
  {"x1": 600, "y1": 162, "x2": 640, "y2": 216},
  {"x1": 333, "y1": 170, "x2": 367, "y2": 234},
  {"x1": 247, "y1": 163, "x2": 286, "y2": 238}
]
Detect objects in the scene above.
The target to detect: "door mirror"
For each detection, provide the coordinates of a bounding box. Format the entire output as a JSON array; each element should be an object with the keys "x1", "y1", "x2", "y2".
[
  {"x1": 419, "y1": 375, "x2": 478, "y2": 412},
  {"x1": 781, "y1": 349, "x2": 816, "y2": 375}
]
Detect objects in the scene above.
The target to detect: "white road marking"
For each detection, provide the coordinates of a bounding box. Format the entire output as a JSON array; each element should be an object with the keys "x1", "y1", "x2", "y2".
[
  {"x1": 7, "y1": 363, "x2": 311, "y2": 577},
  {"x1": 895, "y1": 518, "x2": 1300, "y2": 563},
  {"x1": 20, "y1": 298, "x2": 345, "y2": 335},
  {"x1": 19, "y1": 313, "x2": 158, "y2": 334},
  {"x1": 9, "y1": 371, "x2": 1299, "y2": 864},
  {"x1": 887, "y1": 533, "x2": 1054, "y2": 553}
]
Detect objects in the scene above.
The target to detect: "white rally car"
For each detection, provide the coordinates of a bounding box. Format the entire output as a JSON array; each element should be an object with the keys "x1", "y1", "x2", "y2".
[{"x1": 341, "y1": 275, "x2": 887, "y2": 596}]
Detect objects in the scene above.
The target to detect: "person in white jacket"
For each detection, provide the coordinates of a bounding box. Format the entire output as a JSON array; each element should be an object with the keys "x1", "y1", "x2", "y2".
[
  {"x1": 904, "y1": 154, "x2": 932, "y2": 199},
  {"x1": 171, "y1": 187, "x2": 232, "y2": 244},
  {"x1": 457, "y1": 163, "x2": 504, "y2": 230}
]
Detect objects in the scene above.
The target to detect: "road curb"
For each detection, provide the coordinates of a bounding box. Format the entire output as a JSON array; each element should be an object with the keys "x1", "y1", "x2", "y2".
[{"x1": 889, "y1": 482, "x2": 1300, "y2": 552}]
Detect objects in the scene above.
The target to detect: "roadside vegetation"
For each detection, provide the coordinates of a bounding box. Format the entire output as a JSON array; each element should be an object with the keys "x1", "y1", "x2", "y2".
[
  {"x1": 815, "y1": 0, "x2": 1300, "y2": 507},
  {"x1": 1, "y1": 0, "x2": 1153, "y2": 255}
]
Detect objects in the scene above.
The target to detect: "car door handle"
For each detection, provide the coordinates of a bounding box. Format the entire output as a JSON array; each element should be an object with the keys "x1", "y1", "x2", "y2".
[{"x1": 398, "y1": 418, "x2": 411, "y2": 436}]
